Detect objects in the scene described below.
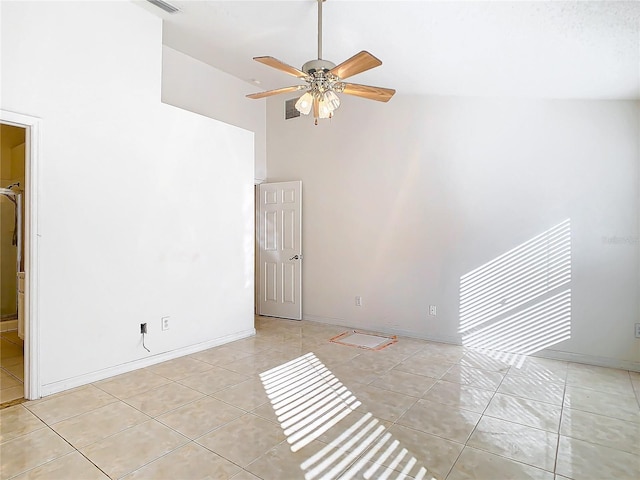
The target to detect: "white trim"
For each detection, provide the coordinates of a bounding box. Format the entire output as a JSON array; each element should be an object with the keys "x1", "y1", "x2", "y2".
[
  {"x1": 1, "y1": 110, "x2": 41, "y2": 400},
  {"x1": 303, "y1": 313, "x2": 640, "y2": 372},
  {"x1": 40, "y1": 328, "x2": 256, "y2": 397},
  {"x1": 0, "y1": 320, "x2": 18, "y2": 332},
  {"x1": 534, "y1": 349, "x2": 640, "y2": 373}
]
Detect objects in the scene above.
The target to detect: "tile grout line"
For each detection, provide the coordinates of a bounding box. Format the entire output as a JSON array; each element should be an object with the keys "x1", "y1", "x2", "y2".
[
  {"x1": 402, "y1": 359, "x2": 457, "y2": 480},
  {"x1": 343, "y1": 351, "x2": 424, "y2": 479},
  {"x1": 349, "y1": 347, "x2": 459, "y2": 479},
  {"x1": 442, "y1": 359, "x2": 510, "y2": 480},
  {"x1": 8, "y1": 406, "x2": 112, "y2": 479},
  {"x1": 44, "y1": 386, "x2": 249, "y2": 479},
  {"x1": 552, "y1": 379, "x2": 569, "y2": 477},
  {"x1": 628, "y1": 370, "x2": 640, "y2": 410}
]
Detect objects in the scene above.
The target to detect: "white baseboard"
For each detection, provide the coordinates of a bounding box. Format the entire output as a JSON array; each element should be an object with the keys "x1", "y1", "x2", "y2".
[
  {"x1": 533, "y1": 349, "x2": 640, "y2": 372},
  {"x1": 40, "y1": 328, "x2": 256, "y2": 397},
  {"x1": 302, "y1": 314, "x2": 352, "y2": 330},
  {"x1": 302, "y1": 314, "x2": 640, "y2": 372},
  {"x1": 0, "y1": 320, "x2": 18, "y2": 332}
]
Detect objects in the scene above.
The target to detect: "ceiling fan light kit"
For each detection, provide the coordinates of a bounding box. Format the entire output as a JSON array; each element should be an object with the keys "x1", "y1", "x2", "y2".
[{"x1": 246, "y1": 0, "x2": 395, "y2": 125}]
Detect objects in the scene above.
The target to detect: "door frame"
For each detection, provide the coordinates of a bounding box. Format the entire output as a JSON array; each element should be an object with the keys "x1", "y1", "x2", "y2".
[{"x1": 1, "y1": 110, "x2": 41, "y2": 400}]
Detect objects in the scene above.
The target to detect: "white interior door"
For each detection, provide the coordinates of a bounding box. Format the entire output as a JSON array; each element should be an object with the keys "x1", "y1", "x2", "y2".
[{"x1": 259, "y1": 181, "x2": 302, "y2": 320}]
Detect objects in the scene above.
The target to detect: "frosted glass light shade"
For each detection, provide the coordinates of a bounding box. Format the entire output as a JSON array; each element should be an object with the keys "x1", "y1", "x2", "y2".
[
  {"x1": 323, "y1": 90, "x2": 340, "y2": 111},
  {"x1": 295, "y1": 92, "x2": 314, "y2": 115},
  {"x1": 318, "y1": 100, "x2": 332, "y2": 118}
]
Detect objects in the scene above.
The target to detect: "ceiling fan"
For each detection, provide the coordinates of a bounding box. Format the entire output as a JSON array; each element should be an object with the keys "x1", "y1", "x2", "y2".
[{"x1": 246, "y1": 0, "x2": 395, "y2": 124}]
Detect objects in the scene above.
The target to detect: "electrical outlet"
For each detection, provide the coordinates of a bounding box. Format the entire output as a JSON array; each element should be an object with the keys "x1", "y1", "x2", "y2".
[
  {"x1": 355, "y1": 296, "x2": 362, "y2": 307},
  {"x1": 635, "y1": 323, "x2": 640, "y2": 338},
  {"x1": 140, "y1": 323, "x2": 147, "y2": 334},
  {"x1": 429, "y1": 305, "x2": 437, "y2": 316},
  {"x1": 162, "y1": 316, "x2": 170, "y2": 331}
]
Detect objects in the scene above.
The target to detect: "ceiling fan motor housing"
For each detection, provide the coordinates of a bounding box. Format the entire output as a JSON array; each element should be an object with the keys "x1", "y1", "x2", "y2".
[
  {"x1": 302, "y1": 59, "x2": 344, "y2": 95},
  {"x1": 302, "y1": 59, "x2": 337, "y2": 75}
]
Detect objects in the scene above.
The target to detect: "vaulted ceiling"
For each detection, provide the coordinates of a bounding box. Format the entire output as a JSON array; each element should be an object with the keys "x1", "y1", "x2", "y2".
[{"x1": 140, "y1": 0, "x2": 640, "y2": 100}]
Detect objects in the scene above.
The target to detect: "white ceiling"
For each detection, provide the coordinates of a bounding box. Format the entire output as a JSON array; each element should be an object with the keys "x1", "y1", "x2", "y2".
[{"x1": 142, "y1": 0, "x2": 640, "y2": 100}]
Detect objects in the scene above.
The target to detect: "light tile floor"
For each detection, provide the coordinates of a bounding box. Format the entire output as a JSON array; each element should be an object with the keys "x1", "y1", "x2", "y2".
[
  {"x1": 0, "y1": 330, "x2": 24, "y2": 405},
  {"x1": 1, "y1": 316, "x2": 639, "y2": 479}
]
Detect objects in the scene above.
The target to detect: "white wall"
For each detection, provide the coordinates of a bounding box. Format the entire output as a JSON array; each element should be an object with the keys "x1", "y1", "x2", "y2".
[
  {"x1": 266, "y1": 94, "x2": 640, "y2": 369},
  {"x1": 162, "y1": 46, "x2": 267, "y2": 182},
  {"x1": 1, "y1": 1, "x2": 255, "y2": 393},
  {"x1": 159, "y1": 46, "x2": 269, "y2": 312}
]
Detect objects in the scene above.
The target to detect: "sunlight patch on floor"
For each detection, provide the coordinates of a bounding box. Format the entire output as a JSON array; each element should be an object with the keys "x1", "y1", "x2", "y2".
[{"x1": 260, "y1": 353, "x2": 434, "y2": 480}]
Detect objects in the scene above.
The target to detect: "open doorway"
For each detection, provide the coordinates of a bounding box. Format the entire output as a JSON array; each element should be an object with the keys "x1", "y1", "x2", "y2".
[
  {"x1": 0, "y1": 123, "x2": 26, "y2": 406},
  {"x1": 0, "y1": 110, "x2": 40, "y2": 403}
]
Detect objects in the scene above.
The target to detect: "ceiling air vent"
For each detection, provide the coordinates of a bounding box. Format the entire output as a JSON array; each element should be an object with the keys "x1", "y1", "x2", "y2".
[
  {"x1": 146, "y1": 0, "x2": 180, "y2": 14},
  {"x1": 285, "y1": 98, "x2": 301, "y2": 120}
]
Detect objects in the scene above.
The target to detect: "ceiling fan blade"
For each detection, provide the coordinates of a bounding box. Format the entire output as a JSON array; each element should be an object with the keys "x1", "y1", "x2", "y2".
[
  {"x1": 246, "y1": 85, "x2": 305, "y2": 100},
  {"x1": 253, "y1": 56, "x2": 307, "y2": 78},
  {"x1": 313, "y1": 97, "x2": 320, "y2": 118},
  {"x1": 330, "y1": 51, "x2": 382, "y2": 80},
  {"x1": 342, "y1": 83, "x2": 396, "y2": 102}
]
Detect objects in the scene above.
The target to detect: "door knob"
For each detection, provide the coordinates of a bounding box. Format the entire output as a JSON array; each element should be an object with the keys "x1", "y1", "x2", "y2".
[{"x1": 289, "y1": 254, "x2": 303, "y2": 260}]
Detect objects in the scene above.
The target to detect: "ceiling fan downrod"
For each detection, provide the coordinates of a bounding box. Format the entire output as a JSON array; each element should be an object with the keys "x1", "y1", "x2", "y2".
[
  {"x1": 317, "y1": 0, "x2": 324, "y2": 60},
  {"x1": 302, "y1": 0, "x2": 336, "y2": 81}
]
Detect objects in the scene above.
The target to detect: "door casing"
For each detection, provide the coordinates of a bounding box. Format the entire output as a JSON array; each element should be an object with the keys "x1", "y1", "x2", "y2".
[{"x1": 1, "y1": 110, "x2": 41, "y2": 400}]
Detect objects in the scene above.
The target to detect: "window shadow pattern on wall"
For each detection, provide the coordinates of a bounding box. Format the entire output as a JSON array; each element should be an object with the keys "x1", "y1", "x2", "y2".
[
  {"x1": 260, "y1": 352, "x2": 435, "y2": 480},
  {"x1": 459, "y1": 219, "x2": 571, "y2": 364}
]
